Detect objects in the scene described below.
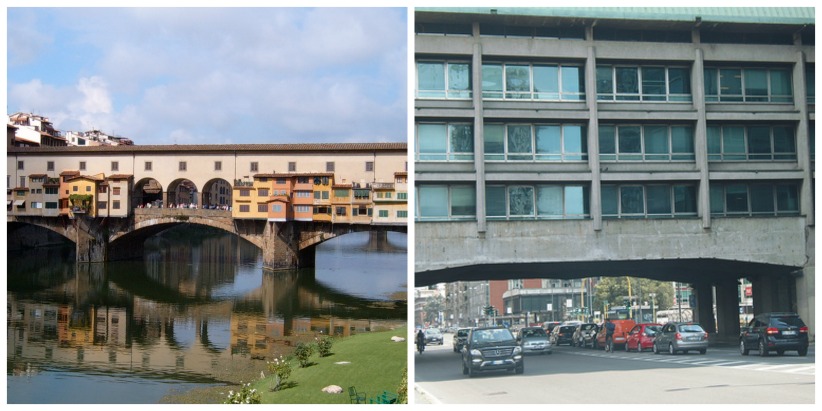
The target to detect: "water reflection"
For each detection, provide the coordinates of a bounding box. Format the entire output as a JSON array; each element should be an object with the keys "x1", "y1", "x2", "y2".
[{"x1": 7, "y1": 227, "x2": 406, "y2": 404}]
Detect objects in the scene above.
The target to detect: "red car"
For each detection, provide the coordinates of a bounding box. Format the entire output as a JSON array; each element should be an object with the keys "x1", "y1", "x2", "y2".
[{"x1": 625, "y1": 323, "x2": 662, "y2": 352}]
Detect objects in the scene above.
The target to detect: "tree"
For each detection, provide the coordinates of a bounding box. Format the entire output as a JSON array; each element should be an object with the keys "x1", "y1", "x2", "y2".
[
  {"x1": 593, "y1": 277, "x2": 674, "y2": 315},
  {"x1": 423, "y1": 295, "x2": 444, "y2": 325}
]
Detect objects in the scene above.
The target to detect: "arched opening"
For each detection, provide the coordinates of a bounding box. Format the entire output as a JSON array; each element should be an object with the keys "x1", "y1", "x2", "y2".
[
  {"x1": 167, "y1": 179, "x2": 199, "y2": 208},
  {"x1": 201, "y1": 178, "x2": 232, "y2": 209},
  {"x1": 133, "y1": 178, "x2": 164, "y2": 208}
]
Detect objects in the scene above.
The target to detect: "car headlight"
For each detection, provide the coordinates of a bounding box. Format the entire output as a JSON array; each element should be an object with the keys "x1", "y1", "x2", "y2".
[
  {"x1": 470, "y1": 349, "x2": 482, "y2": 357},
  {"x1": 513, "y1": 346, "x2": 522, "y2": 355}
]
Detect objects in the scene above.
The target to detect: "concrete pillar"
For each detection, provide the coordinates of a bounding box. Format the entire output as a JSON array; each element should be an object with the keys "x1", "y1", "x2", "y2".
[
  {"x1": 692, "y1": 282, "x2": 715, "y2": 334},
  {"x1": 471, "y1": 22, "x2": 487, "y2": 234},
  {"x1": 74, "y1": 219, "x2": 107, "y2": 263},
  {"x1": 261, "y1": 221, "x2": 302, "y2": 270},
  {"x1": 692, "y1": 48, "x2": 711, "y2": 229},
  {"x1": 715, "y1": 279, "x2": 741, "y2": 343},
  {"x1": 585, "y1": 43, "x2": 602, "y2": 231},
  {"x1": 792, "y1": 50, "x2": 813, "y2": 226}
]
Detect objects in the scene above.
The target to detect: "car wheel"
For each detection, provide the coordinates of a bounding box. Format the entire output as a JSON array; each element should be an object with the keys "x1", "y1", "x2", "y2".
[
  {"x1": 699, "y1": 349, "x2": 706, "y2": 355},
  {"x1": 777, "y1": 350, "x2": 784, "y2": 356},
  {"x1": 653, "y1": 343, "x2": 659, "y2": 354},
  {"x1": 798, "y1": 347, "x2": 808, "y2": 356},
  {"x1": 625, "y1": 341, "x2": 630, "y2": 352},
  {"x1": 758, "y1": 339, "x2": 768, "y2": 357},
  {"x1": 467, "y1": 365, "x2": 475, "y2": 378},
  {"x1": 515, "y1": 363, "x2": 524, "y2": 375},
  {"x1": 669, "y1": 343, "x2": 676, "y2": 355},
  {"x1": 740, "y1": 340, "x2": 749, "y2": 356},
  {"x1": 462, "y1": 361, "x2": 468, "y2": 375}
]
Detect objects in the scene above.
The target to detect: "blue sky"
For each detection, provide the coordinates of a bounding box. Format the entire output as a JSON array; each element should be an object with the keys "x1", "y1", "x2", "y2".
[{"x1": 6, "y1": 7, "x2": 407, "y2": 145}]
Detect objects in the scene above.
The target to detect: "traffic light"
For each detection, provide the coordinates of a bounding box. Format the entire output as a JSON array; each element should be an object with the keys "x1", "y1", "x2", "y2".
[{"x1": 484, "y1": 305, "x2": 494, "y2": 316}]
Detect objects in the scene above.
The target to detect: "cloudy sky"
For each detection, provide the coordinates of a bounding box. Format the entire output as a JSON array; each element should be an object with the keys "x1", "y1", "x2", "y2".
[{"x1": 6, "y1": 7, "x2": 407, "y2": 145}]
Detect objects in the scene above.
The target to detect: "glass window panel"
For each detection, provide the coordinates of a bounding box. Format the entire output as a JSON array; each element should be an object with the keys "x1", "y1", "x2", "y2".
[
  {"x1": 561, "y1": 66, "x2": 584, "y2": 99},
  {"x1": 484, "y1": 124, "x2": 505, "y2": 158},
  {"x1": 641, "y1": 67, "x2": 666, "y2": 98},
  {"x1": 563, "y1": 125, "x2": 585, "y2": 156},
  {"x1": 418, "y1": 62, "x2": 445, "y2": 96},
  {"x1": 704, "y1": 68, "x2": 718, "y2": 99},
  {"x1": 418, "y1": 124, "x2": 447, "y2": 158},
  {"x1": 725, "y1": 184, "x2": 749, "y2": 213},
  {"x1": 535, "y1": 125, "x2": 561, "y2": 155},
  {"x1": 644, "y1": 126, "x2": 669, "y2": 154},
  {"x1": 486, "y1": 185, "x2": 507, "y2": 217},
  {"x1": 620, "y1": 186, "x2": 645, "y2": 215},
  {"x1": 537, "y1": 186, "x2": 563, "y2": 217},
  {"x1": 482, "y1": 64, "x2": 504, "y2": 97},
  {"x1": 451, "y1": 185, "x2": 476, "y2": 216},
  {"x1": 449, "y1": 63, "x2": 471, "y2": 93},
  {"x1": 596, "y1": 66, "x2": 614, "y2": 98},
  {"x1": 723, "y1": 126, "x2": 746, "y2": 155},
  {"x1": 720, "y1": 69, "x2": 742, "y2": 100},
  {"x1": 616, "y1": 67, "x2": 639, "y2": 94},
  {"x1": 710, "y1": 185, "x2": 725, "y2": 214},
  {"x1": 507, "y1": 125, "x2": 533, "y2": 158},
  {"x1": 564, "y1": 186, "x2": 587, "y2": 216},
  {"x1": 671, "y1": 126, "x2": 694, "y2": 154},
  {"x1": 418, "y1": 186, "x2": 448, "y2": 217},
  {"x1": 506, "y1": 65, "x2": 531, "y2": 98},
  {"x1": 776, "y1": 184, "x2": 799, "y2": 212},
  {"x1": 509, "y1": 186, "x2": 535, "y2": 216},
  {"x1": 449, "y1": 124, "x2": 474, "y2": 154},
  {"x1": 618, "y1": 126, "x2": 642, "y2": 153},
  {"x1": 601, "y1": 185, "x2": 619, "y2": 216},
  {"x1": 646, "y1": 185, "x2": 671, "y2": 215},
  {"x1": 599, "y1": 126, "x2": 616, "y2": 154},
  {"x1": 772, "y1": 126, "x2": 795, "y2": 154},
  {"x1": 750, "y1": 184, "x2": 774, "y2": 213},
  {"x1": 804, "y1": 67, "x2": 814, "y2": 101},
  {"x1": 743, "y1": 69, "x2": 768, "y2": 100},
  {"x1": 668, "y1": 67, "x2": 691, "y2": 95},
  {"x1": 673, "y1": 185, "x2": 697, "y2": 214},
  {"x1": 533, "y1": 65, "x2": 559, "y2": 99},
  {"x1": 707, "y1": 126, "x2": 722, "y2": 155},
  {"x1": 747, "y1": 126, "x2": 772, "y2": 157},
  {"x1": 770, "y1": 69, "x2": 792, "y2": 98}
]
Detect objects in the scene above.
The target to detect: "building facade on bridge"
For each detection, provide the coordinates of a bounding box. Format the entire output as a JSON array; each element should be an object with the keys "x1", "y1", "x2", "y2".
[{"x1": 414, "y1": 8, "x2": 815, "y2": 341}]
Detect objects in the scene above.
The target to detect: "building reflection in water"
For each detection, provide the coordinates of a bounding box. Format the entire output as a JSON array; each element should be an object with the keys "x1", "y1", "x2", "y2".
[{"x1": 7, "y1": 227, "x2": 406, "y2": 391}]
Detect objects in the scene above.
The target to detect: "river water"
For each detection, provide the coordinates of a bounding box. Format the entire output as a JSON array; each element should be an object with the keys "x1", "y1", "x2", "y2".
[{"x1": 6, "y1": 227, "x2": 407, "y2": 404}]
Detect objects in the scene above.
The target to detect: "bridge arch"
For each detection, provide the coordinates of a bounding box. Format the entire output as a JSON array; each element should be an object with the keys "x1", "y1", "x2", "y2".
[
  {"x1": 167, "y1": 178, "x2": 199, "y2": 208},
  {"x1": 133, "y1": 178, "x2": 164, "y2": 208},
  {"x1": 201, "y1": 178, "x2": 232, "y2": 208}
]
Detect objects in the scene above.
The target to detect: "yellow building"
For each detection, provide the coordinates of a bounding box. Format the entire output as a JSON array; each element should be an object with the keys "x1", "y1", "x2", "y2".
[
  {"x1": 67, "y1": 174, "x2": 105, "y2": 217},
  {"x1": 311, "y1": 173, "x2": 334, "y2": 222}
]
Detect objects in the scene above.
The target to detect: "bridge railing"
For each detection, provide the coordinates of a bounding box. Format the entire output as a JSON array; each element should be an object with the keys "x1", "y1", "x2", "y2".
[{"x1": 134, "y1": 208, "x2": 232, "y2": 218}]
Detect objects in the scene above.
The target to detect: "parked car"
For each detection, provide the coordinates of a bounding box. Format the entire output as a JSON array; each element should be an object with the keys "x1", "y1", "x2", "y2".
[
  {"x1": 594, "y1": 319, "x2": 636, "y2": 351},
  {"x1": 461, "y1": 326, "x2": 524, "y2": 377},
  {"x1": 550, "y1": 325, "x2": 577, "y2": 346},
  {"x1": 740, "y1": 312, "x2": 809, "y2": 357},
  {"x1": 517, "y1": 326, "x2": 552, "y2": 355},
  {"x1": 424, "y1": 328, "x2": 444, "y2": 345},
  {"x1": 653, "y1": 322, "x2": 708, "y2": 355},
  {"x1": 625, "y1": 323, "x2": 662, "y2": 352},
  {"x1": 572, "y1": 323, "x2": 599, "y2": 348},
  {"x1": 453, "y1": 327, "x2": 471, "y2": 352},
  {"x1": 543, "y1": 322, "x2": 561, "y2": 334}
]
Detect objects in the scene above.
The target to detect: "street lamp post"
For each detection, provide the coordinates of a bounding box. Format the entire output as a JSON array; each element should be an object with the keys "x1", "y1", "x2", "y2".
[{"x1": 649, "y1": 293, "x2": 656, "y2": 323}]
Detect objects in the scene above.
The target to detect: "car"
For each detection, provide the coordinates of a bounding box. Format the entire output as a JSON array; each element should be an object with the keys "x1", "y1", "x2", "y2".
[
  {"x1": 543, "y1": 322, "x2": 561, "y2": 334},
  {"x1": 740, "y1": 312, "x2": 809, "y2": 357},
  {"x1": 550, "y1": 325, "x2": 576, "y2": 346},
  {"x1": 424, "y1": 328, "x2": 444, "y2": 345},
  {"x1": 625, "y1": 323, "x2": 662, "y2": 352},
  {"x1": 517, "y1": 326, "x2": 552, "y2": 355},
  {"x1": 653, "y1": 322, "x2": 708, "y2": 355},
  {"x1": 453, "y1": 327, "x2": 471, "y2": 352},
  {"x1": 461, "y1": 326, "x2": 524, "y2": 377},
  {"x1": 572, "y1": 323, "x2": 599, "y2": 348},
  {"x1": 594, "y1": 319, "x2": 636, "y2": 351}
]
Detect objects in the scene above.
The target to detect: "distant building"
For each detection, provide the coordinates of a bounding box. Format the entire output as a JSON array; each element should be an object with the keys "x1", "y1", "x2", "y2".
[
  {"x1": 7, "y1": 113, "x2": 68, "y2": 147},
  {"x1": 64, "y1": 129, "x2": 134, "y2": 147}
]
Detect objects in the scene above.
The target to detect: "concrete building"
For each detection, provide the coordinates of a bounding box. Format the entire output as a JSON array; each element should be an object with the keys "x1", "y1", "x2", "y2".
[
  {"x1": 8, "y1": 113, "x2": 68, "y2": 147},
  {"x1": 414, "y1": 8, "x2": 815, "y2": 341}
]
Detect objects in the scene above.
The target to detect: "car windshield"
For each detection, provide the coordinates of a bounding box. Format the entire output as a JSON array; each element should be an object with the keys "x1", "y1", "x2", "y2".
[
  {"x1": 560, "y1": 326, "x2": 575, "y2": 332},
  {"x1": 425, "y1": 329, "x2": 441, "y2": 335},
  {"x1": 581, "y1": 324, "x2": 595, "y2": 330},
  {"x1": 678, "y1": 324, "x2": 704, "y2": 333},
  {"x1": 770, "y1": 316, "x2": 805, "y2": 328},
  {"x1": 645, "y1": 325, "x2": 661, "y2": 335},
  {"x1": 521, "y1": 328, "x2": 546, "y2": 338},
  {"x1": 457, "y1": 329, "x2": 470, "y2": 337},
  {"x1": 472, "y1": 329, "x2": 514, "y2": 345}
]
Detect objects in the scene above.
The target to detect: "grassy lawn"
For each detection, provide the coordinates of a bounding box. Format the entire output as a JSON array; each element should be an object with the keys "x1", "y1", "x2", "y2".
[{"x1": 255, "y1": 326, "x2": 407, "y2": 404}]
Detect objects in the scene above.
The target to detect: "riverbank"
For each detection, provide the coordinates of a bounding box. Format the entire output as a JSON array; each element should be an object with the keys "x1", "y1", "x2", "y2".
[{"x1": 160, "y1": 325, "x2": 408, "y2": 404}]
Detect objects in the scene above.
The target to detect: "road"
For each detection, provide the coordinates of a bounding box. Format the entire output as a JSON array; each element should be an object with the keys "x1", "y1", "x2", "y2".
[{"x1": 415, "y1": 333, "x2": 815, "y2": 404}]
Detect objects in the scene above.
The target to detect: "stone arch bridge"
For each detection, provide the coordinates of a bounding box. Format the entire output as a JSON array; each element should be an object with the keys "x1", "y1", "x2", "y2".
[{"x1": 8, "y1": 208, "x2": 406, "y2": 270}]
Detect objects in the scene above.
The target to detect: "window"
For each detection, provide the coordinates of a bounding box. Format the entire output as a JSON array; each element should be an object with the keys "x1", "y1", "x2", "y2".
[
  {"x1": 85, "y1": 186, "x2": 91, "y2": 192},
  {"x1": 79, "y1": 161, "x2": 86, "y2": 171},
  {"x1": 704, "y1": 67, "x2": 792, "y2": 103},
  {"x1": 601, "y1": 184, "x2": 697, "y2": 219},
  {"x1": 416, "y1": 122, "x2": 474, "y2": 161},
  {"x1": 417, "y1": 61, "x2": 471, "y2": 99},
  {"x1": 250, "y1": 162, "x2": 258, "y2": 172},
  {"x1": 487, "y1": 184, "x2": 590, "y2": 220},
  {"x1": 145, "y1": 161, "x2": 152, "y2": 171},
  {"x1": 599, "y1": 125, "x2": 695, "y2": 161},
  {"x1": 397, "y1": 210, "x2": 408, "y2": 218},
  {"x1": 98, "y1": 201, "x2": 107, "y2": 210},
  {"x1": 17, "y1": 161, "x2": 24, "y2": 170},
  {"x1": 240, "y1": 189, "x2": 250, "y2": 197},
  {"x1": 288, "y1": 162, "x2": 296, "y2": 172},
  {"x1": 258, "y1": 204, "x2": 267, "y2": 212},
  {"x1": 378, "y1": 210, "x2": 389, "y2": 218},
  {"x1": 335, "y1": 206, "x2": 346, "y2": 216},
  {"x1": 482, "y1": 63, "x2": 585, "y2": 101},
  {"x1": 597, "y1": 65, "x2": 691, "y2": 102},
  {"x1": 215, "y1": 161, "x2": 222, "y2": 171},
  {"x1": 366, "y1": 161, "x2": 374, "y2": 172},
  {"x1": 111, "y1": 161, "x2": 119, "y2": 172},
  {"x1": 112, "y1": 187, "x2": 121, "y2": 195},
  {"x1": 113, "y1": 200, "x2": 120, "y2": 210},
  {"x1": 334, "y1": 189, "x2": 350, "y2": 198},
  {"x1": 484, "y1": 123, "x2": 587, "y2": 161},
  {"x1": 98, "y1": 186, "x2": 107, "y2": 194},
  {"x1": 397, "y1": 192, "x2": 408, "y2": 200},
  {"x1": 326, "y1": 162, "x2": 335, "y2": 172},
  {"x1": 73, "y1": 186, "x2": 79, "y2": 192},
  {"x1": 295, "y1": 205, "x2": 311, "y2": 213},
  {"x1": 239, "y1": 205, "x2": 250, "y2": 213},
  {"x1": 45, "y1": 202, "x2": 58, "y2": 209},
  {"x1": 179, "y1": 162, "x2": 187, "y2": 171},
  {"x1": 45, "y1": 187, "x2": 58, "y2": 195},
  {"x1": 258, "y1": 189, "x2": 269, "y2": 197},
  {"x1": 710, "y1": 182, "x2": 800, "y2": 216},
  {"x1": 416, "y1": 185, "x2": 475, "y2": 220},
  {"x1": 47, "y1": 161, "x2": 54, "y2": 171},
  {"x1": 707, "y1": 125, "x2": 796, "y2": 161},
  {"x1": 273, "y1": 204, "x2": 283, "y2": 213}
]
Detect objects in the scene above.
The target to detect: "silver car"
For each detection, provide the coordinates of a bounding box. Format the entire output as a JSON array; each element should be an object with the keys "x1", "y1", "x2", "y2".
[
  {"x1": 653, "y1": 322, "x2": 708, "y2": 355},
  {"x1": 517, "y1": 326, "x2": 552, "y2": 355}
]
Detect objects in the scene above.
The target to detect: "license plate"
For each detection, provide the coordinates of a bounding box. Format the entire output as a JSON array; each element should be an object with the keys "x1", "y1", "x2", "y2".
[
  {"x1": 493, "y1": 360, "x2": 503, "y2": 365},
  {"x1": 782, "y1": 330, "x2": 796, "y2": 336}
]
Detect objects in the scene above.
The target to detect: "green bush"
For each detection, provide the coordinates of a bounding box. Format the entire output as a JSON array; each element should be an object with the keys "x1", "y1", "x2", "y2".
[
  {"x1": 294, "y1": 342, "x2": 314, "y2": 368},
  {"x1": 396, "y1": 367, "x2": 408, "y2": 404},
  {"x1": 266, "y1": 356, "x2": 292, "y2": 391},
  {"x1": 223, "y1": 382, "x2": 261, "y2": 404},
  {"x1": 316, "y1": 336, "x2": 333, "y2": 357}
]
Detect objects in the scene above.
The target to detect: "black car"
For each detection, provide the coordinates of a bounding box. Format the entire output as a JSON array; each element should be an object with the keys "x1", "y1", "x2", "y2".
[
  {"x1": 550, "y1": 325, "x2": 576, "y2": 346},
  {"x1": 461, "y1": 326, "x2": 524, "y2": 377},
  {"x1": 740, "y1": 312, "x2": 809, "y2": 356}
]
